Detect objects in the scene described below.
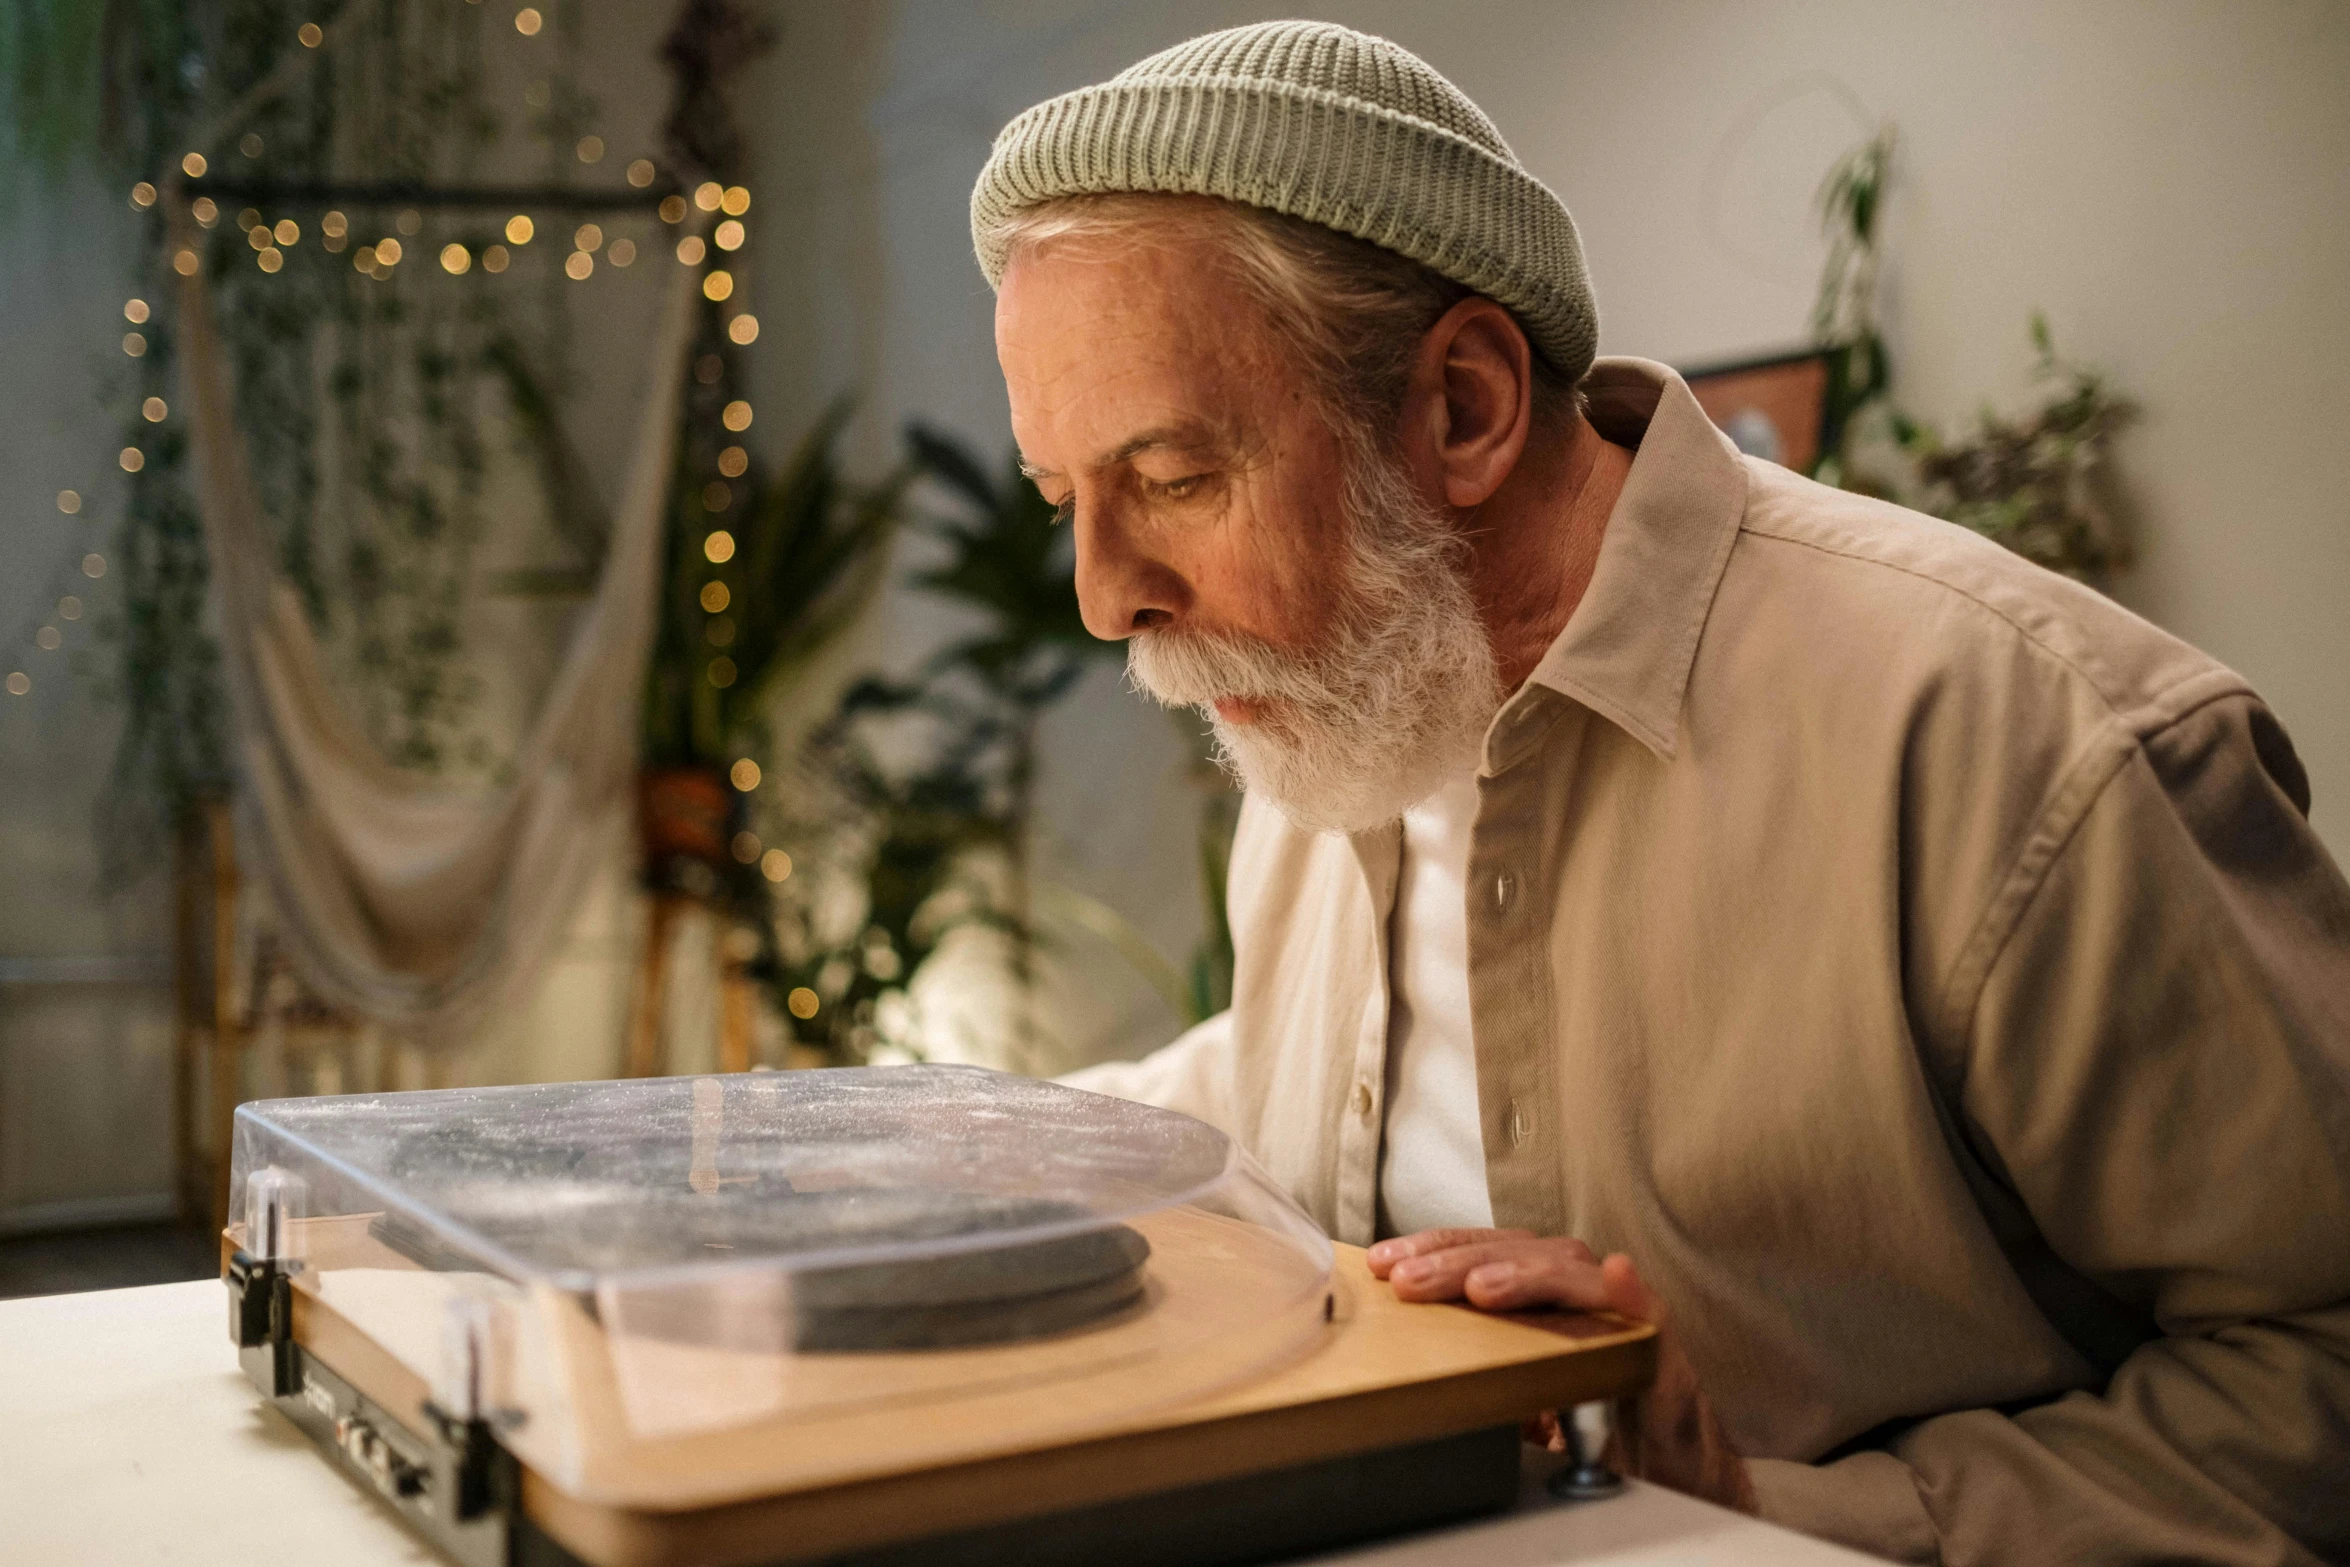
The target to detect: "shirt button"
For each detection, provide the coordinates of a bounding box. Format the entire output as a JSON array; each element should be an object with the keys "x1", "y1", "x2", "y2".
[
  {"x1": 1352, "y1": 1080, "x2": 1375, "y2": 1118},
  {"x1": 1493, "y1": 871, "x2": 1517, "y2": 911}
]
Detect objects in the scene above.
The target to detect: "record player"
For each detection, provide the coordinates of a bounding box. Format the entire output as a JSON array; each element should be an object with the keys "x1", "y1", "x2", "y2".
[{"x1": 223, "y1": 1066, "x2": 1654, "y2": 1566}]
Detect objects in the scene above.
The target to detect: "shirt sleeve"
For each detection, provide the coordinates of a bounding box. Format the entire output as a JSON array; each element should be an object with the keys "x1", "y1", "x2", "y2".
[
  {"x1": 1767, "y1": 691, "x2": 2350, "y2": 1564},
  {"x1": 1057, "y1": 1009, "x2": 1241, "y2": 1132}
]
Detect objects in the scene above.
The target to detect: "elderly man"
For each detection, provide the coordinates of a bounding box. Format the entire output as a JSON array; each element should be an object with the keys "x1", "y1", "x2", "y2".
[{"x1": 972, "y1": 21, "x2": 2350, "y2": 1566}]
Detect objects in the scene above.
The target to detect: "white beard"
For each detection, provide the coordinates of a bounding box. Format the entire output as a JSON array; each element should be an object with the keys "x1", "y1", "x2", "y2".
[{"x1": 1126, "y1": 439, "x2": 1501, "y2": 835}]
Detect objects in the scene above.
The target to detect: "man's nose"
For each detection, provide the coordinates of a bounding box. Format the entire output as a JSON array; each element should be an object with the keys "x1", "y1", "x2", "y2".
[{"x1": 1073, "y1": 506, "x2": 1185, "y2": 641}]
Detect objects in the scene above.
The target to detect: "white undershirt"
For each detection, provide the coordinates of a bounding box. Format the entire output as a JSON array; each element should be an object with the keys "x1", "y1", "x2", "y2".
[{"x1": 1377, "y1": 766, "x2": 1495, "y2": 1238}]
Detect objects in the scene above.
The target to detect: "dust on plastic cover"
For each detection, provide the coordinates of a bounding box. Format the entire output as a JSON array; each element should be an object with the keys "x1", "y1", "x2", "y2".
[{"x1": 226, "y1": 1065, "x2": 1334, "y2": 1504}]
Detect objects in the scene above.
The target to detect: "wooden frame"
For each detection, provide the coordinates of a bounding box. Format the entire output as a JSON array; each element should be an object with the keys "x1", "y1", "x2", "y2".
[{"x1": 1680, "y1": 346, "x2": 1835, "y2": 474}]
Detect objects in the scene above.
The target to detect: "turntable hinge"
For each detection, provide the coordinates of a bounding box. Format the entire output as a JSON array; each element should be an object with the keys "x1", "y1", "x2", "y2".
[
  {"x1": 422, "y1": 1402, "x2": 512, "y2": 1523},
  {"x1": 226, "y1": 1247, "x2": 301, "y2": 1399}
]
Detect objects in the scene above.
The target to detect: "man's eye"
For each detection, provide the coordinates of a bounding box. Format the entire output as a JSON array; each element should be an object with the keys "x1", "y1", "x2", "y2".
[{"x1": 1151, "y1": 474, "x2": 1205, "y2": 500}]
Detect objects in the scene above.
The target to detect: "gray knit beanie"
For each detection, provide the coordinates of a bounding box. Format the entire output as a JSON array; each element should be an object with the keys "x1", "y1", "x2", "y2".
[{"x1": 971, "y1": 19, "x2": 1597, "y2": 381}]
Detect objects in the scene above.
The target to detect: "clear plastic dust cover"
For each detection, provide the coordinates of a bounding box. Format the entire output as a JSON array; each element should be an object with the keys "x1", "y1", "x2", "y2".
[{"x1": 227, "y1": 1065, "x2": 1334, "y2": 1506}]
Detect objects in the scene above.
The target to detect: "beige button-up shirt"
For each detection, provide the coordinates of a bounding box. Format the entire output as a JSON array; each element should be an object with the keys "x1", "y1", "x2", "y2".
[{"x1": 1070, "y1": 360, "x2": 2350, "y2": 1565}]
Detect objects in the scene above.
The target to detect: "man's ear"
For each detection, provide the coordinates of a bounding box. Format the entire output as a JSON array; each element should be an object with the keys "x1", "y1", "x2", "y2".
[{"x1": 1400, "y1": 296, "x2": 1536, "y2": 510}]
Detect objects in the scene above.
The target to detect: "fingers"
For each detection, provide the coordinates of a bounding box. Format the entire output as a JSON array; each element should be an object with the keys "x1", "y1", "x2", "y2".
[
  {"x1": 1365, "y1": 1227, "x2": 1534, "y2": 1278},
  {"x1": 1599, "y1": 1252, "x2": 1663, "y2": 1324},
  {"x1": 1383, "y1": 1235, "x2": 1597, "y2": 1303},
  {"x1": 1458, "y1": 1246, "x2": 1616, "y2": 1313}
]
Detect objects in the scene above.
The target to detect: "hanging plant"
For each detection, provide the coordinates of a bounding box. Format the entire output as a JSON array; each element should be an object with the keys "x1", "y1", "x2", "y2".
[{"x1": 7, "y1": 0, "x2": 605, "y2": 860}]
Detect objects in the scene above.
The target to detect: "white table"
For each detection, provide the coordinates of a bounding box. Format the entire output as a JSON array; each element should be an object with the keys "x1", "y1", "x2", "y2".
[{"x1": 0, "y1": 1281, "x2": 1869, "y2": 1565}]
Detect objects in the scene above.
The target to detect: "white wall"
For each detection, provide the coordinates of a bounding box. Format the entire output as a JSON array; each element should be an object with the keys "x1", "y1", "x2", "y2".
[{"x1": 742, "y1": 0, "x2": 2350, "y2": 1073}]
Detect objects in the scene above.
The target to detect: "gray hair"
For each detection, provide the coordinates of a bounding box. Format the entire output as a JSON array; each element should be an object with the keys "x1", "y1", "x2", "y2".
[{"x1": 998, "y1": 193, "x2": 1581, "y2": 446}]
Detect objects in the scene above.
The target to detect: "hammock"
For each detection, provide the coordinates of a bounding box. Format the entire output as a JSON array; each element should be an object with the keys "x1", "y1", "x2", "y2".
[{"x1": 173, "y1": 239, "x2": 698, "y2": 1046}]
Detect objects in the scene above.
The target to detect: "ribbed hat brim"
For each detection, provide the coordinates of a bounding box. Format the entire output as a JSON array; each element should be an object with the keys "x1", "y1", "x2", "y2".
[{"x1": 972, "y1": 70, "x2": 1597, "y2": 380}]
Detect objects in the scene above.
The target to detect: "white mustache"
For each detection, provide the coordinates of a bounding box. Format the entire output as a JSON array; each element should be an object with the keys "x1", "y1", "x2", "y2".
[{"x1": 1126, "y1": 624, "x2": 1332, "y2": 717}]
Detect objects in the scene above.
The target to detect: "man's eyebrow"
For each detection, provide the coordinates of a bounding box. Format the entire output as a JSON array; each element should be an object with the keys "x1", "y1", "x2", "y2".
[{"x1": 1019, "y1": 425, "x2": 1218, "y2": 484}]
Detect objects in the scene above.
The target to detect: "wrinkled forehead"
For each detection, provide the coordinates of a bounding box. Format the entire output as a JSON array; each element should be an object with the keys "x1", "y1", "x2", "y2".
[{"x1": 995, "y1": 234, "x2": 1287, "y2": 471}]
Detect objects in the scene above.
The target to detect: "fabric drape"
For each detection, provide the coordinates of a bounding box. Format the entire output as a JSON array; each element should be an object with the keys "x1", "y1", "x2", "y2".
[{"x1": 173, "y1": 234, "x2": 697, "y2": 1046}]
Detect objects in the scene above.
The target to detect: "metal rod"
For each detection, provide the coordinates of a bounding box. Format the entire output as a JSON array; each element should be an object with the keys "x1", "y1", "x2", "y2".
[{"x1": 184, "y1": 179, "x2": 673, "y2": 212}]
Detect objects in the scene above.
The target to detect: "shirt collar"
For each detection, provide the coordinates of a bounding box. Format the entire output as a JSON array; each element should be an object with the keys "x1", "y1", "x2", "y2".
[{"x1": 1512, "y1": 357, "x2": 1749, "y2": 762}]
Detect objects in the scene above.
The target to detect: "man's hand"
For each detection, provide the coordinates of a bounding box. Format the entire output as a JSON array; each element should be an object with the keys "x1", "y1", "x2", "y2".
[{"x1": 1365, "y1": 1229, "x2": 1756, "y2": 1514}]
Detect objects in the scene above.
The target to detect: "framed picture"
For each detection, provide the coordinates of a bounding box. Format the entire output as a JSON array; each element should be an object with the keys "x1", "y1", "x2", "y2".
[{"x1": 1679, "y1": 347, "x2": 1833, "y2": 474}]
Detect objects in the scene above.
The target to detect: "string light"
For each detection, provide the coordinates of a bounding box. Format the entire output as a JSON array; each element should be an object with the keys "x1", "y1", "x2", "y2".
[
  {"x1": 721, "y1": 186, "x2": 751, "y2": 216},
  {"x1": 82, "y1": 555, "x2": 106, "y2": 579},
  {"x1": 118, "y1": 447, "x2": 144, "y2": 472},
  {"x1": 708, "y1": 656, "x2": 737, "y2": 688},
  {"x1": 575, "y1": 136, "x2": 604, "y2": 164},
  {"x1": 58, "y1": 597, "x2": 82, "y2": 621},
  {"x1": 298, "y1": 21, "x2": 323, "y2": 47},
  {"x1": 355, "y1": 244, "x2": 377, "y2": 271},
  {"x1": 564, "y1": 251, "x2": 593, "y2": 280},
  {"x1": 441, "y1": 243, "x2": 471, "y2": 274},
  {"x1": 57, "y1": 491, "x2": 80, "y2": 514},
  {"x1": 395, "y1": 210, "x2": 422, "y2": 236},
  {"x1": 574, "y1": 223, "x2": 602, "y2": 252},
  {"x1": 727, "y1": 314, "x2": 759, "y2": 346},
  {"x1": 123, "y1": 299, "x2": 149, "y2": 324},
  {"x1": 627, "y1": 159, "x2": 656, "y2": 188},
  {"x1": 787, "y1": 987, "x2": 818, "y2": 1018},
  {"x1": 173, "y1": 250, "x2": 199, "y2": 276},
  {"x1": 717, "y1": 446, "x2": 748, "y2": 478},
  {"x1": 714, "y1": 220, "x2": 744, "y2": 252},
  {"x1": 5, "y1": 673, "x2": 28, "y2": 697},
  {"x1": 130, "y1": 182, "x2": 156, "y2": 209},
  {"x1": 239, "y1": 132, "x2": 264, "y2": 158},
  {"x1": 481, "y1": 244, "x2": 510, "y2": 273},
  {"x1": 248, "y1": 225, "x2": 270, "y2": 252},
  {"x1": 761, "y1": 850, "x2": 792, "y2": 883},
  {"x1": 675, "y1": 235, "x2": 706, "y2": 266},
  {"x1": 699, "y1": 581, "x2": 730, "y2": 612},
  {"x1": 721, "y1": 400, "x2": 752, "y2": 432},
  {"x1": 375, "y1": 237, "x2": 404, "y2": 266},
  {"x1": 274, "y1": 218, "x2": 299, "y2": 245},
  {"x1": 701, "y1": 271, "x2": 733, "y2": 302},
  {"x1": 659, "y1": 195, "x2": 687, "y2": 224},
  {"x1": 122, "y1": 333, "x2": 146, "y2": 357},
  {"x1": 730, "y1": 759, "x2": 761, "y2": 791},
  {"x1": 142, "y1": 397, "x2": 167, "y2": 422},
  {"x1": 704, "y1": 530, "x2": 736, "y2": 563},
  {"x1": 607, "y1": 238, "x2": 636, "y2": 267},
  {"x1": 257, "y1": 246, "x2": 283, "y2": 272},
  {"x1": 515, "y1": 7, "x2": 542, "y2": 36},
  {"x1": 181, "y1": 152, "x2": 207, "y2": 177},
  {"x1": 35, "y1": 627, "x2": 62, "y2": 651},
  {"x1": 321, "y1": 210, "x2": 347, "y2": 239},
  {"x1": 505, "y1": 214, "x2": 534, "y2": 245},
  {"x1": 702, "y1": 481, "x2": 731, "y2": 512},
  {"x1": 693, "y1": 182, "x2": 723, "y2": 213},
  {"x1": 191, "y1": 197, "x2": 219, "y2": 226},
  {"x1": 238, "y1": 207, "x2": 261, "y2": 229},
  {"x1": 731, "y1": 831, "x2": 761, "y2": 863}
]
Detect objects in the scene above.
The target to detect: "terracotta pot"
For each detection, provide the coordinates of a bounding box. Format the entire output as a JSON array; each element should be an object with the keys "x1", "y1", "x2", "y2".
[{"x1": 637, "y1": 767, "x2": 735, "y2": 887}]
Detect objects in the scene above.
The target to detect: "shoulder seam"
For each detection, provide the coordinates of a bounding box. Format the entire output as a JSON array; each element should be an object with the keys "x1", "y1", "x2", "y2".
[{"x1": 1929, "y1": 677, "x2": 2267, "y2": 1057}]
